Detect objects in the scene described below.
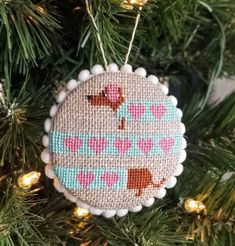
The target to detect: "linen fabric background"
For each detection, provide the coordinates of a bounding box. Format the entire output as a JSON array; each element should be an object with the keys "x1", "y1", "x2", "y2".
[{"x1": 49, "y1": 72, "x2": 183, "y2": 209}]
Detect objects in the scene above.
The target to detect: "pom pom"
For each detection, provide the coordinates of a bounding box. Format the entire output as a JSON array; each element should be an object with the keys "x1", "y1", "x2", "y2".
[
  {"x1": 135, "y1": 67, "x2": 147, "y2": 77},
  {"x1": 89, "y1": 207, "x2": 103, "y2": 216},
  {"x1": 116, "y1": 209, "x2": 128, "y2": 217},
  {"x1": 49, "y1": 104, "x2": 58, "y2": 118},
  {"x1": 42, "y1": 135, "x2": 49, "y2": 147},
  {"x1": 91, "y1": 64, "x2": 104, "y2": 75},
  {"x1": 41, "y1": 149, "x2": 51, "y2": 163},
  {"x1": 53, "y1": 178, "x2": 65, "y2": 193},
  {"x1": 44, "y1": 118, "x2": 52, "y2": 132},
  {"x1": 148, "y1": 75, "x2": 159, "y2": 84},
  {"x1": 45, "y1": 164, "x2": 56, "y2": 179},
  {"x1": 64, "y1": 190, "x2": 77, "y2": 202},
  {"x1": 76, "y1": 200, "x2": 90, "y2": 209},
  {"x1": 169, "y1": 95, "x2": 178, "y2": 106},
  {"x1": 66, "y1": 79, "x2": 77, "y2": 91},
  {"x1": 180, "y1": 123, "x2": 186, "y2": 134},
  {"x1": 142, "y1": 197, "x2": 155, "y2": 207},
  {"x1": 173, "y1": 164, "x2": 184, "y2": 176},
  {"x1": 155, "y1": 188, "x2": 166, "y2": 198},
  {"x1": 129, "y1": 205, "x2": 142, "y2": 212},
  {"x1": 165, "y1": 176, "x2": 177, "y2": 189},
  {"x1": 159, "y1": 84, "x2": 169, "y2": 95},
  {"x1": 121, "y1": 64, "x2": 132, "y2": 73},
  {"x1": 56, "y1": 90, "x2": 67, "y2": 103},
  {"x1": 102, "y1": 210, "x2": 116, "y2": 218},
  {"x1": 177, "y1": 108, "x2": 183, "y2": 118},
  {"x1": 107, "y1": 63, "x2": 119, "y2": 72},
  {"x1": 78, "y1": 70, "x2": 90, "y2": 82},
  {"x1": 182, "y1": 138, "x2": 187, "y2": 149},
  {"x1": 179, "y1": 150, "x2": 187, "y2": 163}
]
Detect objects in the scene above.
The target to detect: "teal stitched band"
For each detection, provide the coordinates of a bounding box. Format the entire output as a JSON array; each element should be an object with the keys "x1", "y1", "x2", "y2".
[
  {"x1": 117, "y1": 100, "x2": 180, "y2": 122},
  {"x1": 54, "y1": 165, "x2": 128, "y2": 190},
  {"x1": 49, "y1": 131, "x2": 182, "y2": 156}
]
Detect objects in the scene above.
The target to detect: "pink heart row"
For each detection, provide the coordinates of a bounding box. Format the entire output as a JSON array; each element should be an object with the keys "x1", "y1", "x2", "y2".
[
  {"x1": 128, "y1": 103, "x2": 167, "y2": 121},
  {"x1": 64, "y1": 137, "x2": 175, "y2": 154},
  {"x1": 77, "y1": 171, "x2": 119, "y2": 188}
]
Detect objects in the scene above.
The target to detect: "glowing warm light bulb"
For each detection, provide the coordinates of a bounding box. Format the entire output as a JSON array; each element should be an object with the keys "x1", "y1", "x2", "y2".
[
  {"x1": 36, "y1": 5, "x2": 46, "y2": 14},
  {"x1": 74, "y1": 207, "x2": 90, "y2": 218},
  {"x1": 18, "y1": 171, "x2": 41, "y2": 189},
  {"x1": 121, "y1": 0, "x2": 148, "y2": 9},
  {"x1": 184, "y1": 198, "x2": 206, "y2": 213}
]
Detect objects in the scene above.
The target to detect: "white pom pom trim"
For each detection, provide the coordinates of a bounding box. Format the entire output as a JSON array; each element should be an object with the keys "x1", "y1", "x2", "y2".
[
  {"x1": 89, "y1": 207, "x2": 103, "y2": 216},
  {"x1": 121, "y1": 64, "x2": 132, "y2": 73},
  {"x1": 129, "y1": 205, "x2": 142, "y2": 213},
  {"x1": 53, "y1": 178, "x2": 65, "y2": 193},
  {"x1": 159, "y1": 84, "x2": 169, "y2": 95},
  {"x1": 116, "y1": 209, "x2": 128, "y2": 217},
  {"x1": 78, "y1": 70, "x2": 90, "y2": 82},
  {"x1": 107, "y1": 63, "x2": 119, "y2": 72},
  {"x1": 182, "y1": 138, "x2": 187, "y2": 149},
  {"x1": 42, "y1": 64, "x2": 187, "y2": 218},
  {"x1": 66, "y1": 79, "x2": 78, "y2": 91},
  {"x1": 180, "y1": 123, "x2": 186, "y2": 134},
  {"x1": 169, "y1": 95, "x2": 178, "y2": 106},
  {"x1": 42, "y1": 135, "x2": 49, "y2": 147},
  {"x1": 64, "y1": 190, "x2": 77, "y2": 203},
  {"x1": 102, "y1": 210, "x2": 116, "y2": 218},
  {"x1": 91, "y1": 64, "x2": 104, "y2": 75},
  {"x1": 44, "y1": 118, "x2": 52, "y2": 132},
  {"x1": 165, "y1": 176, "x2": 177, "y2": 189},
  {"x1": 177, "y1": 108, "x2": 183, "y2": 118},
  {"x1": 173, "y1": 164, "x2": 184, "y2": 176},
  {"x1": 179, "y1": 150, "x2": 187, "y2": 163},
  {"x1": 148, "y1": 75, "x2": 159, "y2": 84},
  {"x1": 45, "y1": 164, "x2": 56, "y2": 179},
  {"x1": 76, "y1": 200, "x2": 90, "y2": 209},
  {"x1": 135, "y1": 67, "x2": 147, "y2": 77},
  {"x1": 141, "y1": 197, "x2": 155, "y2": 207},
  {"x1": 49, "y1": 104, "x2": 58, "y2": 118},
  {"x1": 41, "y1": 149, "x2": 51, "y2": 163},
  {"x1": 155, "y1": 188, "x2": 167, "y2": 199},
  {"x1": 56, "y1": 90, "x2": 67, "y2": 103}
]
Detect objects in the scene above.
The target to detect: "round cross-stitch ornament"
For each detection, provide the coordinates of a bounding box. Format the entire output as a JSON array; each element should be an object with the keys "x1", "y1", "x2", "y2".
[{"x1": 41, "y1": 63, "x2": 186, "y2": 218}]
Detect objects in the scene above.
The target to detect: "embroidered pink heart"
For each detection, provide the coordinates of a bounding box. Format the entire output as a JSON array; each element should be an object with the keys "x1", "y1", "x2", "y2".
[
  {"x1": 138, "y1": 139, "x2": 154, "y2": 154},
  {"x1": 101, "y1": 172, "x2": 119, "y2": 187},
  {"x1": 88, "y1": 137, "x2": 107, "y2": 154},
  {"x1": 77, "y1": 171, "x2": 95, "y2": 188},
  {"x1": 150, "y1": 104, "x2": 167, "y2": 121},
  {"x1": 114, "y1": 138, "x2": 132, "y2": 154},
  {"x1": 128, "y1": 103, "x2": 145, "y2": 121},
  {"x1": 160, "y1": 138, "x2": 175, "y2": 154},
  {"x1": 64, "y1": 137, "x2": 82, "y2": 153},
  {"x1": 105, "y1": 84, "x2": 120, "y2": 102}
]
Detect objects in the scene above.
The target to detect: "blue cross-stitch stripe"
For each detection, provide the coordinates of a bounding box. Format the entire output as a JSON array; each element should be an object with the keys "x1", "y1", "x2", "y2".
[
  {"x1": 54, "y1": 165, "x2": 128, "y2": 190},
  {"x1": 116, "y1": 100, "x2": 181, "y2": 122},
  {"x1": 49, "y1": 131, "x2": 183, "y2": 156}
]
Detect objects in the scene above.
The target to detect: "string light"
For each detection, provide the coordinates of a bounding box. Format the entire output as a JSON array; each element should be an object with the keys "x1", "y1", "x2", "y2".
[
  {"x1": 18, "y1": 171, "x2": 41, "y2": 189},
  {"x1": 74, "y1": 207, "x2": 90, "y2": 218},
  {"x1": 121, "y1": 0, "x2": 148, "y2": 9},
  {"x1": 35, "y1": 5, "x2": 46, "y2": 14},
  {"x1": 184, "y1": 198, "x2": 206, "y2": 213}
]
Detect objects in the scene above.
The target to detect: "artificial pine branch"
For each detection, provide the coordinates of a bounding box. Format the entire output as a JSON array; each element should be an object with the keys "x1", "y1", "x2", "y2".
[
  {"x1": 0, "y1": 0, "x2": 61, "y2": 74},
  {"x1": 0, "y1": 78, "x2": 52, "y2": 168}
]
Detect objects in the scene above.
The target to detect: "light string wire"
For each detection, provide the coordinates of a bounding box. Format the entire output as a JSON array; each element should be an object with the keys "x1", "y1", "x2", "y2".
[
  {"x1": 124, "y1": 6, "x2": 142, "y2": 65},
  {"x1": 85, "y1": 0, "x2": 108, "y2": 69}
]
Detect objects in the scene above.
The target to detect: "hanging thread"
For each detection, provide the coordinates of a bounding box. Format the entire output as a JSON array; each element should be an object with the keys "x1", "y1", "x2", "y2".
[
  {"x1": 85, "y1": 0, "x2": 108, "y2": 69},
  {"x1": 124, "y1": 7, "x2": 142, "y2": 65}
]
